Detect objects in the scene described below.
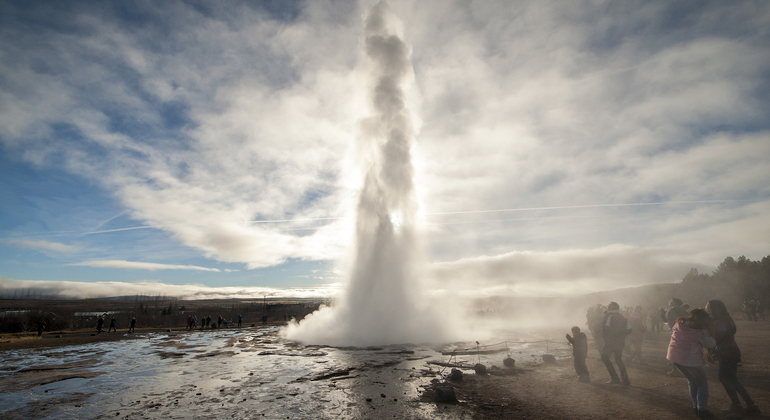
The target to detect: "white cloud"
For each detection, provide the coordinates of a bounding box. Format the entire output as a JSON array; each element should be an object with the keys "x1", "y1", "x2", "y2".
[
  {"x1": 0, "y1": 1, "x2": 768, "y2": 294},
  {"x1": 2, "y1": 239, "x2": 80, "y2": 253},
  {"x1": 68, "y1": 260, "x2": 221, "y2": 272},
  {"x1": 425, "y1": 245, "x2": 712, "y2": 297},
  {"x1": 0, "y1": 275, "x2": 339, "y2": 300}
]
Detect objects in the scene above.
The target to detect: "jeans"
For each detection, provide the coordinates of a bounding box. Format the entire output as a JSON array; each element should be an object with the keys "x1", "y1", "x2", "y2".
[
  {"x1": 601, "y1": 343, "x2": 628, "y2": 383},
  {"x1": 673, "y1": 363, "x2": 709, "y2": 410},
  {"x1": 718, "y1": 359, "x2": 755, "y2": 406}
]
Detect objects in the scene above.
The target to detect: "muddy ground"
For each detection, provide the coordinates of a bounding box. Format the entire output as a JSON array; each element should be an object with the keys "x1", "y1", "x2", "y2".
[{"x1": 1, "y1": 320, "x2": 769, "y2": 419}]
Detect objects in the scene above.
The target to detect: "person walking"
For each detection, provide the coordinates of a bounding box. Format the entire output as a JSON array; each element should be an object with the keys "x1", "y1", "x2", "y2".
[
  {"x1": 706, "y1": 300, "x2": 761, "y2": 416},
  {"x1": 108, "y1": 317, "x2": 117, "y2": 333},
  {"x1": 667, "y1": 308, "x2": 716, "y2": 419},
  {"x1": 601, "y1": 302, "x2": 632, "y2": 385},
  {"x1": 566, "y1": 326, "x2": 590, "y2": 382}
]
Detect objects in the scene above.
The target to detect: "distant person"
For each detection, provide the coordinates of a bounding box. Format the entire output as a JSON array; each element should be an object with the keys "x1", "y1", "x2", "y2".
[
  {"x1": 187, "y1": 315, "x2": 192, "y2": 330},
  {"x1": 742, "y1": 301, "x2": 752, "y2": 321},
  {"x1": 650, "y1": 307, "x2": 662, "y2": 334},
  {"x1": 667, "y1": 308, "x2": 715, "y2": 418},
  {"x1": 108, "y1": 317, "x2": 117, "y2": 333},
  {"x1": 238, "y1": 314, "x2": 243, "y2": 328},
  {"x1": 749, "y1": 300, "x2": 758, "y2": 322},
  {"x1": 664, "y1": 299, "x2": 688, "y2": 331},
  {"x1": 218, "y1": 315, "x2": 223, "y2": 328},
  {"x1": 706, "y1": 300, "x2": 761, "y2": 416},
  {"x1": 587, "y1": 304, "x2": 604, "y2": 351},
  {"x1": 757, "y1": 301, "x2": 765, "y2": 321},
  {"x1": 627, "y1": 306, "x2": 646, "y2": 364},
  {"x1": 262, "y1": 314, "x2": 268, "y2": 325},
  {"x1": 36, "y1": 319, "x2": 46, "y2": 337},
  {"x1": 192, "y1": 315, "x2": 198, "y2": 329},
  {"x1": 566, "y1": 326, "x2": 590, "y2": 383},
  {"x1": 129, "y1": 317, "x2": 136, "y2": 333},
  {"x1": 97, "y1": 315, "x2": 104, "y2": 334},
  {"x1": 601, "y1": 302, "x2": 631, "y2": 385}
]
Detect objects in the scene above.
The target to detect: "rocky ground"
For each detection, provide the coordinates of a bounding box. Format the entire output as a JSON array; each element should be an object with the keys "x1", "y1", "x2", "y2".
[{"x1": 1, "y1": 320, "x2": 769, "y2": 419}]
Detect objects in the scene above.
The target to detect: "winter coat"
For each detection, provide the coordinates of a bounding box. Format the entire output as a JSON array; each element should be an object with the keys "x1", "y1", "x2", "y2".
[
  {"x1": 628, "y1": 313, "x2": 646, "y2": 342},
  {"x1": 713, "y1": 318, "x2": 741, "y2": 363},
  {"x1": 567, "y1": 332, "x2": 588, "y2": 358},
  {"x1": 602, "y1": 310, "x2": 631, "y2": 348},
  {"x1": 666, "y1": 320, "x2": 715, "y2": 366},
  {"x1": 665, "y1": 305, "x2": 688, "y2": 329}
]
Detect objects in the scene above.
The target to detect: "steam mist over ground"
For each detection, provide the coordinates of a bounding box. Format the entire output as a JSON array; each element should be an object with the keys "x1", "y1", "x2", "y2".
[{"x1": 283, "y1": 3, "x2": 449, "y2": 347}]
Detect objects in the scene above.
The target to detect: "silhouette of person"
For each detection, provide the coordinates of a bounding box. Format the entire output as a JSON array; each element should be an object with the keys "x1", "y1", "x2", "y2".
[
  {"x1": 108, "y1": 317, "x2": 117, "y2": 333},
  {"x1": 129, "y1": 317, "x2": 136, "y2": 333},
  {"x1": 566, "y1": 326, "x2": 590, "y2": 382},
  {"x1": 601, "y1": 302, "x2": 631, "y2": 385}
]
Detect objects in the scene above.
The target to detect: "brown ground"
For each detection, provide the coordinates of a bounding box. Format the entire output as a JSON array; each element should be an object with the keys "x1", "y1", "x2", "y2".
[
  {"x1": 423, "y1": 320, "x2": 770, "y2": 419},
  {"x1": 2, "y1": 320, "x2": 770, "y2": 419}
]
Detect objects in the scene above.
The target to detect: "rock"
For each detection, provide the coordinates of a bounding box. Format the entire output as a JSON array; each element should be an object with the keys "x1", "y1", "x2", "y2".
[
  {"x1": 503, "y1": 357, "x2": 516, "y2": 367},
  {"x1": 474, "y1": 363, "x2": 487, "y2": 375},
  {"x1": 449, "y1": 368, "x2": 463, "y2": 381},
  {"x1": 433, "y1": 387, "x2": 458, "y2": 403},
  {"x1": 542, "y1": 354, "x2": 556, "y2": 364}
]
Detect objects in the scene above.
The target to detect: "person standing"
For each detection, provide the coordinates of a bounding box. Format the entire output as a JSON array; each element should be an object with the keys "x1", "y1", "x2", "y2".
[
  {"x1": 706, "y1": 300, "x2": 761, "y2": 416},
  {"x1": 627, "y1": 306, "x2": 646, "y2": 364},
  {"x1": 96, "y1": 315, "x2": 104, "y2": 334},
  {"x1": 566, "y1": 326, "x2": 590, "y2": 382},
  {"x1": 238, "y1": 314, "x2": 243, "y2": 328},
  {"x1": 664, "y1": 299, "x2": 688, "y2": 331},
  {"x1": 667, "y1": 309, "x2": 716, "y2": 418},
  {"x1": 108, "y1": 317, "x2": 117, "y2": 333},
  {"x1": 650, "y1": 307, "x2": 662, "y2": 333},
  {"x1": 601, "y1": 302, "x2": 632, "y2": 385},
  {"x1": 129, "y1": 317, "x2": 136, "y2": 333}
]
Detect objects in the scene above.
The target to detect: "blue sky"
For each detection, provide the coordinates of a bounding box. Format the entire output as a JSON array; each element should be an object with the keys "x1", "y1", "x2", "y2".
[{"x1": 1, "y1": 0, "x2": 769, "y2": 299}]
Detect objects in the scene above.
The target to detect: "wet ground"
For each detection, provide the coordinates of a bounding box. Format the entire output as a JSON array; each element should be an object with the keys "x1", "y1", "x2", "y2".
[{"x1": 0, "y1": 326, "x2": 571, "y2": 419}]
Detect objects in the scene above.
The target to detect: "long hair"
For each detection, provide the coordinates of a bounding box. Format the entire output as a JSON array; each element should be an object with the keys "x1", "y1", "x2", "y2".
[
  {"x1": 678, "y1": 308, "x2": 713, "y2": 332},
  {"x1": 707, "y1": 299, "x2": 734, "y2": 324}
]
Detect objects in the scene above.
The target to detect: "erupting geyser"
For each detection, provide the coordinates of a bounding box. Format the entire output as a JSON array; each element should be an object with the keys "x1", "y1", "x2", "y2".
[{"x1": 282, "y1": 2, "x2": 446, "y2": 346}]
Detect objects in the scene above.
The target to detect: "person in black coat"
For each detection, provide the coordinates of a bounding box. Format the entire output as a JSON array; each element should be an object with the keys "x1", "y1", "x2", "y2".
[
  {"x1": 567, "y1": 326, "x2": 590, "y2": 382},
  {"x1": 706, "y1": 299, "x2": 761, "y2": 416}
]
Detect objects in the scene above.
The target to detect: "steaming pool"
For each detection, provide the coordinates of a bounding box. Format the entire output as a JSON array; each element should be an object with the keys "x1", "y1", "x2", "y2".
[{"x1": 0, "y1": 326, "x2": 572, "y2": 419}]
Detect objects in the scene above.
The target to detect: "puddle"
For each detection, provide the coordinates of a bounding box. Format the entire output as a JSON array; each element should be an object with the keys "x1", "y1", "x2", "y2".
[{"x1": 0, "y1": 326, "x2": 569, "y2": 419}]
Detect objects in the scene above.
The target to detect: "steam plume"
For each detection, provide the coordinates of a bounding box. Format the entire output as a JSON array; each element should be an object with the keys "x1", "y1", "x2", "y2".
[{"x1": 282, "y1": 2, "x2": 445, "y2": 346}]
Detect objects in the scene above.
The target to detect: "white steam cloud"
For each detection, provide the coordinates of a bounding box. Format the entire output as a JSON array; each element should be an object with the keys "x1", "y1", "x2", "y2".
[
  {"x1": 283, "y1": 2, "x2": 448, "y2": 346},
  {"x1": 0, "y1": 275, "x2": 338, "y2": 300}
]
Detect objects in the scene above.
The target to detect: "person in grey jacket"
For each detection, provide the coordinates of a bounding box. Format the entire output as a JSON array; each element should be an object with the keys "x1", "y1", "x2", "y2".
[{"x1": 601, "y1": 302, "x2": 632, "y2": 385}]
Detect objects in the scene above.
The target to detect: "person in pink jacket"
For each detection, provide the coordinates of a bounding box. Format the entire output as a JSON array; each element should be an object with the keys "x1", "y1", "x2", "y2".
[{"x1": 667, "y1": 308, "x2": 716, "y2": 419}]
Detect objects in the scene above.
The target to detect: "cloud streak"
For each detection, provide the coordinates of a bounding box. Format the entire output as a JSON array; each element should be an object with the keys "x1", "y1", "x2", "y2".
[
  {"x1": 2, "y1": 239, "x2": 80, "y2": 253},
  {"x1": 68, "y1": 260, "x2": 221, "y2": 272}
]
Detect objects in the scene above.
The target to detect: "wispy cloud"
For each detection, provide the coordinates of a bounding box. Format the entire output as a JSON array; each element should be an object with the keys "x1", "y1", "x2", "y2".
[
  {"x1": 68, "y1": 260, "x2": 221, "y2": 272},
  {"x1": 2, "y1": 238, "x2": 80, "y2": 253}
]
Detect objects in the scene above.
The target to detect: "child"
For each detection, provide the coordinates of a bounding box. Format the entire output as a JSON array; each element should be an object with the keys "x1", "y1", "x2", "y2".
[{"x1": 566, "y1": 326, "x2": 590, "y2": 382}]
